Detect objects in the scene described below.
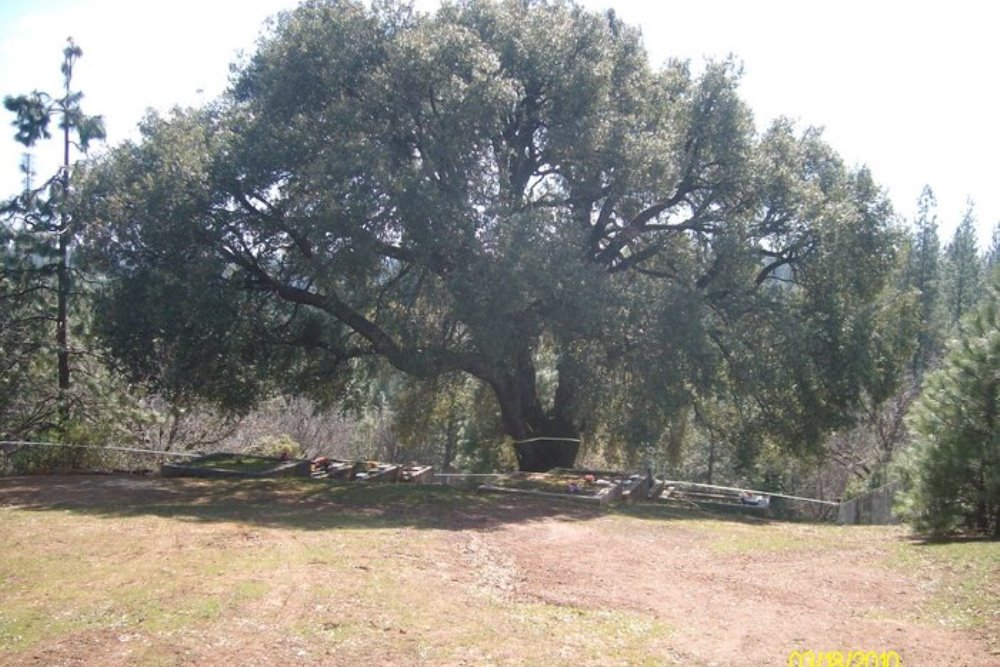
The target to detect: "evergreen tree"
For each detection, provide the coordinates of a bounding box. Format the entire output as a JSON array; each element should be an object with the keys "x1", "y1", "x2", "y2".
[
  {"x1": 905, "y1": 185, "x2": 943, "y2": 374},
  {"x1": 985, "y1": 219, "x2": 1000, "y2": 273},
  {"x1": 897, "y1": 274, "x2": 1000, "y2": 535},
  {"x1": 3, "y1": 38, "x2": 104, "y2": 426},
  {"x1": 0, "y1": 229, "x2": 55, "y2": 438},
  {"x1": 941, "y1": 200, "x2": 983, "y2": 328}
]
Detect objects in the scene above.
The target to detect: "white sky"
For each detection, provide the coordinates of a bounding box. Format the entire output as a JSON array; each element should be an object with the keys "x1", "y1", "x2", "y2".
[{"x1": 1, "y1": 0, "x2": 998, "y2": 244}]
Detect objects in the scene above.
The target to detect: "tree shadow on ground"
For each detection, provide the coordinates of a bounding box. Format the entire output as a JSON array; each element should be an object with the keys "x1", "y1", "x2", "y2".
[
  {"x1": 903, "y1": 532, "x2": 1000, "y2": 546},
  {"x1": 0, "y1": 474, "x2": 812, "y2": 533}
]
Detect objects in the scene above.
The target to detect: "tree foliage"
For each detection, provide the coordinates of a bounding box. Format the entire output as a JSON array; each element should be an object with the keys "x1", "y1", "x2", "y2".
[
  {"x1": 1, "y1": 38, "x2": 105, "y2": 436},
  {"x1": 941, "y1": 200, "x2": 983, "y2": 328},
  {"x1": 0, "y1": 230, "x2": 56, "y2": 438},
  {"x1": 903, "y1": 185, "x2": 943, "y2": 375},
  {"x1": 986, "y1": 219, "x2": 1000, "y2": 275},
  {"x1": 897, "y1": 272, "x2": 1000, "y2": 535},
  {"x1": 82, "y1": 0, "x2": 909, "y2": 468}
]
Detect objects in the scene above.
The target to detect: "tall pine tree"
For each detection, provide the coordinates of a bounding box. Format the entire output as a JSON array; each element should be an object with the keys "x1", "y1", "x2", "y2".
[
  {"x1": 985, "y1": 219, "x2": 1000, "y2": 274},
  {"x1": 941, "y1": 200, "x2": 983, "y2": 329},
  {"x1": 905, "y1": 185, "x2": 943, "y2": 374},
  {"x1": 3, "y1": 38, "x2": 104, "y2": 427}
]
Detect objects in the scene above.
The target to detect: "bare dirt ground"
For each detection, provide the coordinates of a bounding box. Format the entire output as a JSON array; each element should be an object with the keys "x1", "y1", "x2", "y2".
[
  {"x1": 489, "y1": 513, "x2": 998, "y2": 666},
  {"x1": 0, "y1": 475, "x2": 997, "y2": 666}
]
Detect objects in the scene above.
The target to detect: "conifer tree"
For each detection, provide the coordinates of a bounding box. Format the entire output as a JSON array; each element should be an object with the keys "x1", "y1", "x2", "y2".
[
  {"x1": 3, "y1": 38, "x2": 105, "y2": 426},
  {"x1": 985, "y1": 220, "x2": 1000, "y2": 273},
  {"x1": 941, "y1": 200, "x2": 983, "y2": 328},
  {"x1": 898, "y1": 274, "x2": 1000, "y2": 535},
  {"x1": 905, "y1": 186, "x2": 943, "y2": 374}
]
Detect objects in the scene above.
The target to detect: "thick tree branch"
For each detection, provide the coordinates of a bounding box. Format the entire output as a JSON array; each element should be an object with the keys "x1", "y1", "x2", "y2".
[
  {"x1": 591, "y1": 182, "x2": 700, "y2": 267},
  {"x1": 220, "y1": 245, "x2": 491, "y2": 383}
]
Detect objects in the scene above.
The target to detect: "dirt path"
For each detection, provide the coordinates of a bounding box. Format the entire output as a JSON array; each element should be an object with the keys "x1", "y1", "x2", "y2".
[{"x1": 477, "y1": 515, "x2": 998, "y2": 666}]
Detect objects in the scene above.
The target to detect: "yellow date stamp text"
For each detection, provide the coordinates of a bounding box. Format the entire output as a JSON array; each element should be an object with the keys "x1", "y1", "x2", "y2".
[{"x1": 788, "y1": 650, "x2": 902, "y2": 667}]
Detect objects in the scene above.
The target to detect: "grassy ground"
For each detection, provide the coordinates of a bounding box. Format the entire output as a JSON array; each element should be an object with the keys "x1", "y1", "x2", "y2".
[
  {"x1": 890, "y1": 536, "x2": 1000, "y2": 637},
  {"x1": 0, "y1": 475, "x2": 996, "y2": 666},
  {"x1": 183, "y1": 454, "x2": 288, "y2": 473}
]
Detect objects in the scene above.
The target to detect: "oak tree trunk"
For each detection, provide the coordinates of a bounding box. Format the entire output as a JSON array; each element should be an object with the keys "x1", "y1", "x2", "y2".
[{"x1": 490, "y1": 348, "x2": 582, "y2": 472}]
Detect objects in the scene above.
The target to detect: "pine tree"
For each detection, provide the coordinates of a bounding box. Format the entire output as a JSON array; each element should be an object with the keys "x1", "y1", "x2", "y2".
[
  {"x1": 3, "y1": 38, "x2": 104, "y2": 426},
  {"x1": 897, "y1": 274, "x2": 1000, "y2": 535},
  {"x1": 905, "y1": 186, "x2": 943, "y2": 374},
  {"x1": 941, "y1": 200, "x2": 983, "y2": 328},
  {"x1": 985, "y1": 220, "x2": 1000, "y2": 273}
]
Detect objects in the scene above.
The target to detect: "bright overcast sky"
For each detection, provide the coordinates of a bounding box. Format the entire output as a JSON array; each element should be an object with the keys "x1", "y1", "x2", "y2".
[{"x1": 1, "y1": 0, "x2": 998, "y2": 244}]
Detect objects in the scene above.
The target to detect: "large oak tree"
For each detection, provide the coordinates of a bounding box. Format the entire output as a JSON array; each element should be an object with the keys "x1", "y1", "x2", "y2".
[{"x1": 83, "y1": 0, "x2": 908, "y2": 470}]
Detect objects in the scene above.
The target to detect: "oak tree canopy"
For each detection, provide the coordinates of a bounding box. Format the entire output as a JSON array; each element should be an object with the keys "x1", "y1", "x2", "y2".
[{"x1": 83, "y1": 0, "x2": 909, "y2": 470}]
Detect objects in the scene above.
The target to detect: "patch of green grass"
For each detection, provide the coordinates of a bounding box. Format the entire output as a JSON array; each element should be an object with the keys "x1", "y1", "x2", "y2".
[
  {"x1": 0, "y1": 607, "x2": 64, "y2": 651},
  {"x1": 890, "y1": 537, "x2": 1000, "y2": 635},
  {"x1": 706, "y1": 528, "x2": 815, "y2": 553},
  {"x1": 668, "y1": 516, "x2": 847, "y2": 553},
  {"x1": 186, "y1": 454, "x2": 287, "y2": 473},
  {"x1": 495, "y1": 602, "x2": 678, "y2": 666},
  {"x1": 0, "y1": 510, "x2": 312, "y2": 651}
]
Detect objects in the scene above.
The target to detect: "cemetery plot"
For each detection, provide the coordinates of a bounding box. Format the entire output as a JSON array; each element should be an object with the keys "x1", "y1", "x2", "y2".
[
  {"x1": 352, "y1": 462, "x2": 401, "y2": 482},
  {"x1": 161, "y1": 453, "x2": 311, "y2": 479},
  {"x1": 161, "y1": 454, "x2": 671, "y2": 509},
  {"x1": 164, "y1": 452, "x2": 435, "y2": 485},
  {"x1": 479, "y1": 468, "x2": 656, "y2": 505},
  {"x1": 400, "y1": 465, "x2": 434, "y2": 484},
  {"x1": 309, "y1": 457, "x2": 358, "y2": 480}
]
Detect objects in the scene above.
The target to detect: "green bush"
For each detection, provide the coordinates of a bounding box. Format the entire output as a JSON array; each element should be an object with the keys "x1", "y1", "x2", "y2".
[{"x1": 8, "y1": 444, "x2": 90, "y2": 474}]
